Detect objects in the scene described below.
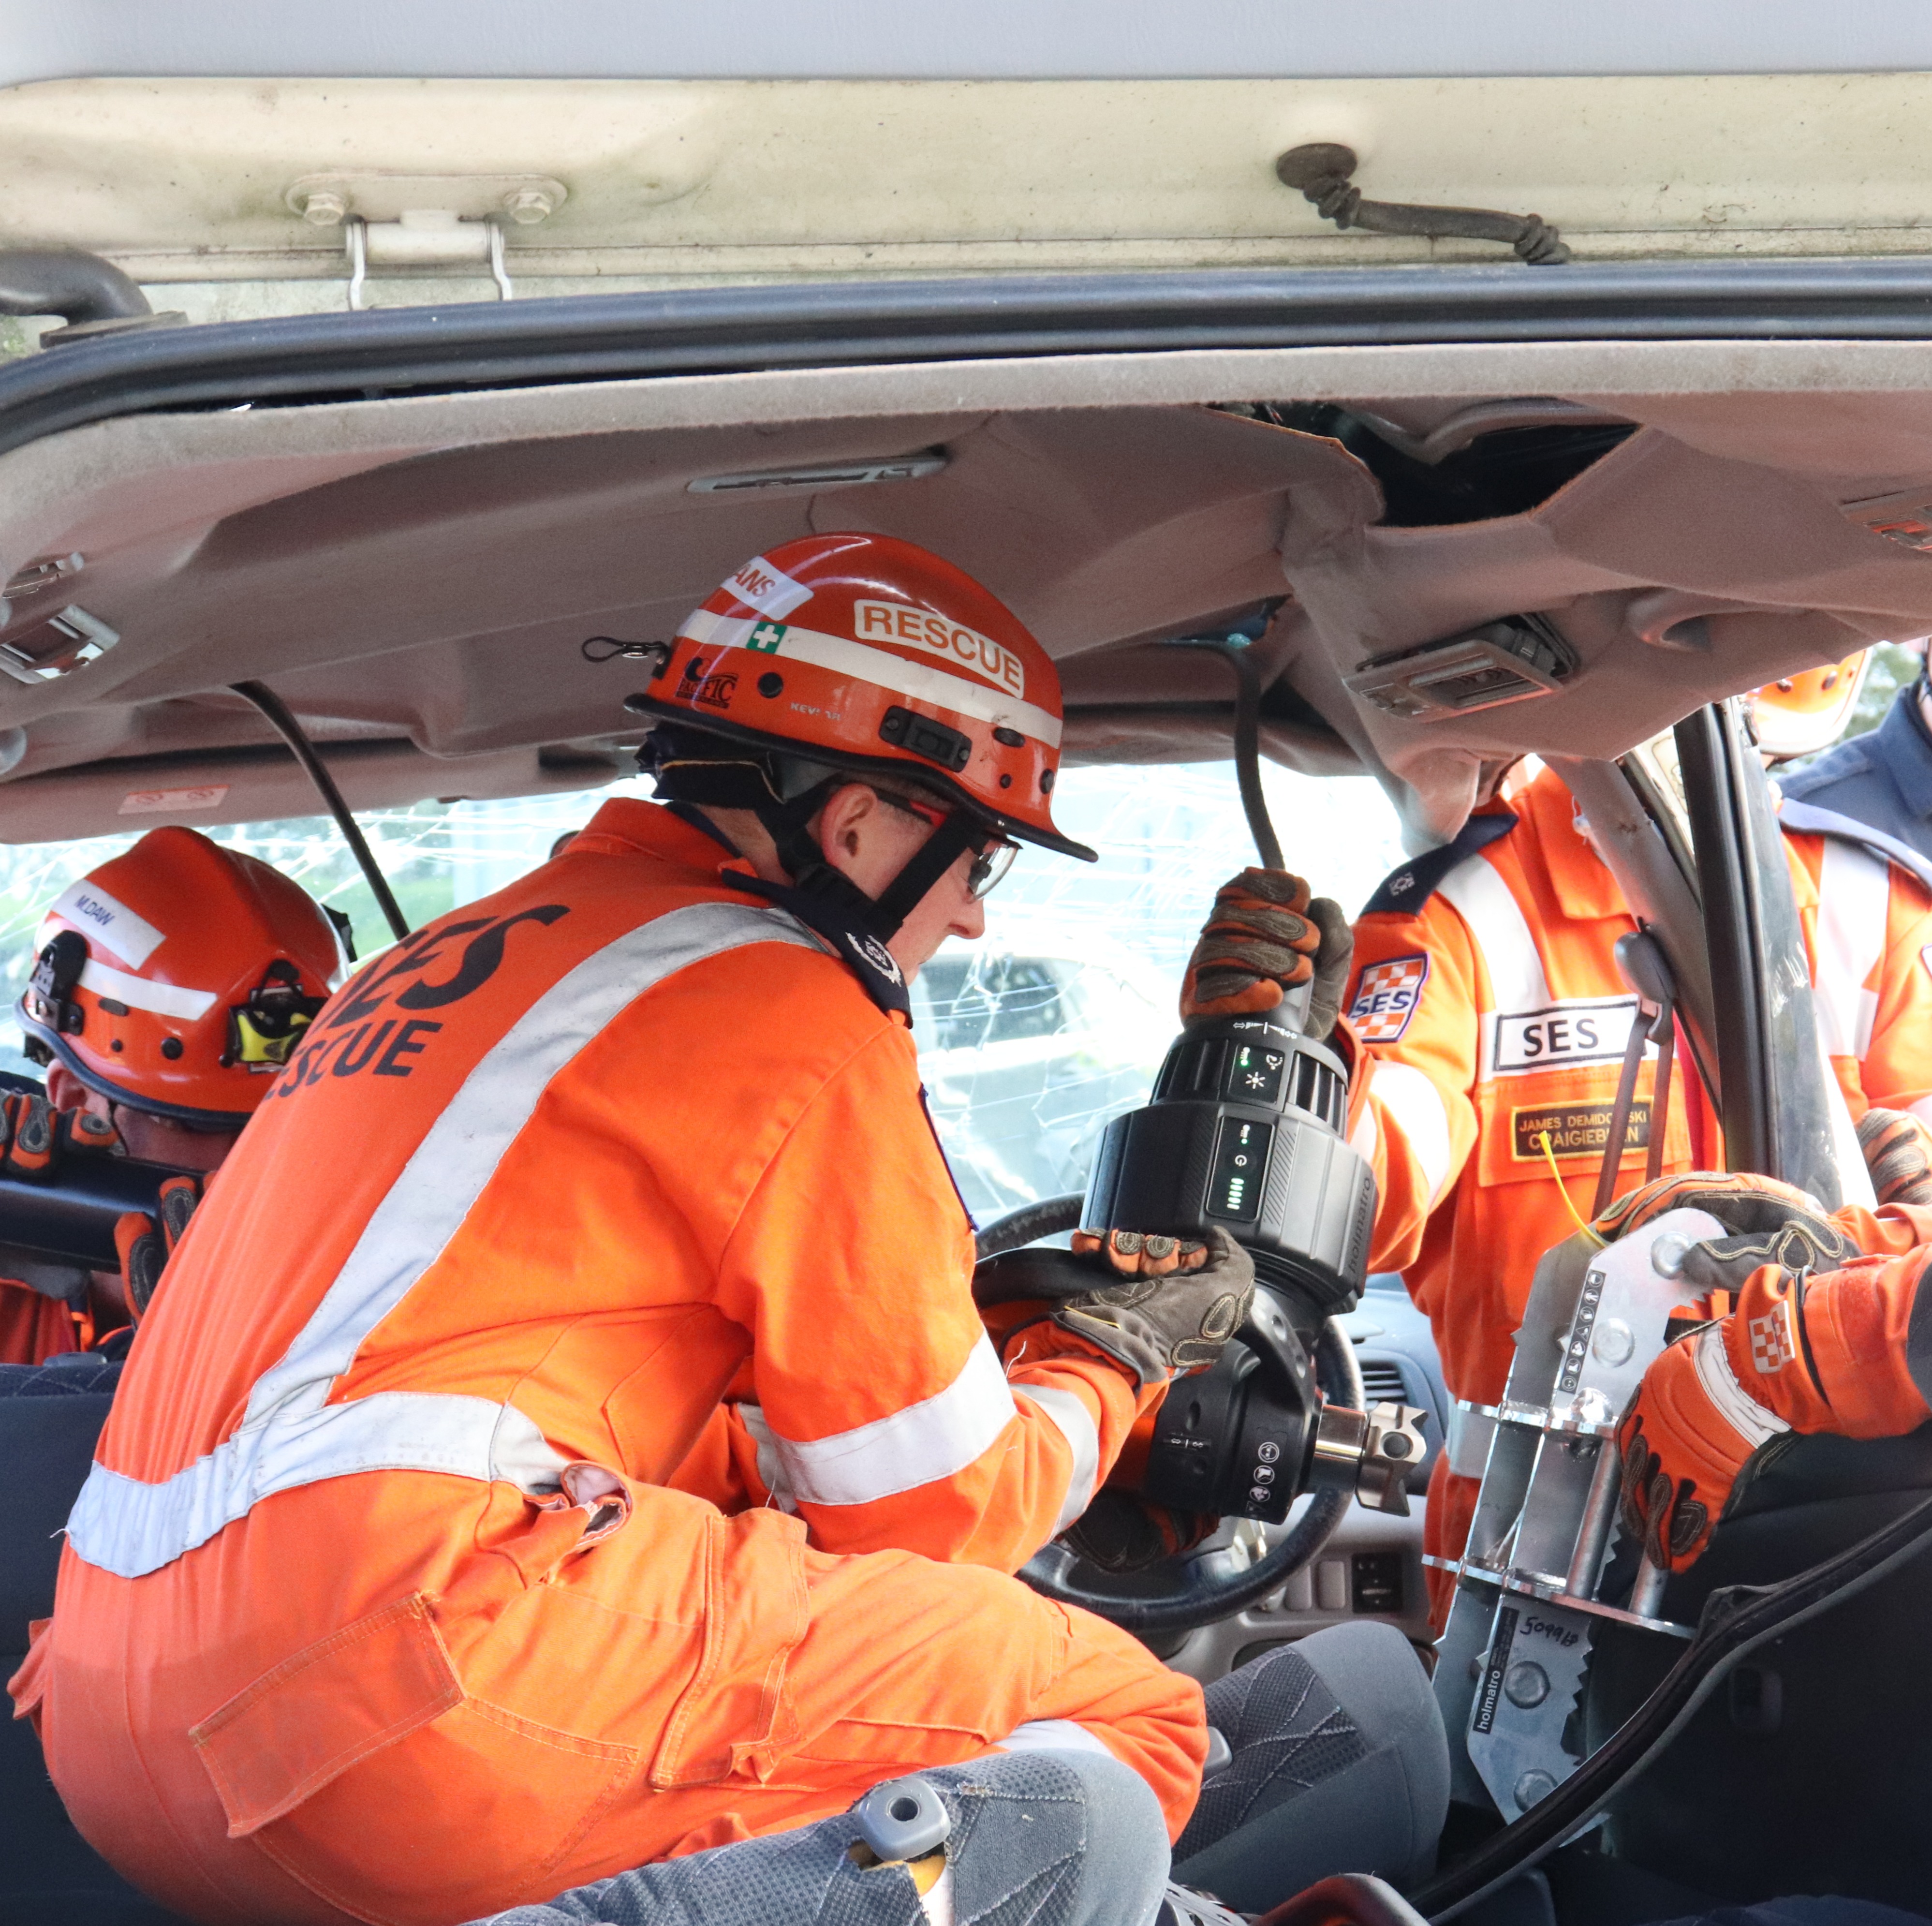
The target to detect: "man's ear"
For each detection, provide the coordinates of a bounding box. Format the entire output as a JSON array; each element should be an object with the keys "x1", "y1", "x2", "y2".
[
  {"x1": 44, "y1": 1061, "x2": 88, "y2": 1110},
  {"x1": 813, "y1": 783, "x2": 881, "y2": 864}
]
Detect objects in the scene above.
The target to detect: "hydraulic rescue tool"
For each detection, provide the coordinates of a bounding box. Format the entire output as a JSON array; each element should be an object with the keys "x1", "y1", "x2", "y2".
[
  {"x1": 974, "y1": 635, "x2": 1425, "y2": 1625},
  {"x1": 1077, "y1": 970, "x2": 1418, "y2": 1527}
]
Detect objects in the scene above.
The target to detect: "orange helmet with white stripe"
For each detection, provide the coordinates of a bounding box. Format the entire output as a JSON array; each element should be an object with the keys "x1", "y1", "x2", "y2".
[
  {"x1": 17, "y1": 827, "x2": 346, "y2": 1126},
  {"x1": 629, "y1": 533, "x2": 1094, "y2": 862},
  {"x1": 1750, "y1": 651, "x2": 1871, "y2": 760}
]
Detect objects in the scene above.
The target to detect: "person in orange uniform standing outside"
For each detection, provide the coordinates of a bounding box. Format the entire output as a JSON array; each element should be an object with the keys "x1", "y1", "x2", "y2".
[
  {"x1": 1763, "y1": 657, "x2": 1932, "y2": 1215},
  {"x1": 15, "y1": 536, "x2": 1445, "y2": 1926},
  {"x1": 0, "y1": 828, "x2": 344, "y2": 1362}
]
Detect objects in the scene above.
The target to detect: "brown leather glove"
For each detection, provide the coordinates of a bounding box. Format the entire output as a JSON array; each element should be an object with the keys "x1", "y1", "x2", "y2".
[
  {"x1": 1062, "y1": 1489, "x2": 1217, "y2": 1573},
  {"x1": 1857, "y1": 1108, "x2": 1932, "y2": 1207},
  {"x1": 1594, "y1": 1169, "x2": 1860, "y2": 1295},
  {"x1": 1052, "y1": 1228, "x2": 1255, "y2": 1385},
  {"x1": 1179, "y1": 870, "x2": 1353, "y2": 1040}
]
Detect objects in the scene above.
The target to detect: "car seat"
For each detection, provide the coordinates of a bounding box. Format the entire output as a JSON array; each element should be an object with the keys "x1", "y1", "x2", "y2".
[
  {"x1": 0, "y1": 1356, "x2": 192, "y2": 1926},
  {"x1": 1582, "y1": 1425, "x2": 1932, "y2": 1910}
]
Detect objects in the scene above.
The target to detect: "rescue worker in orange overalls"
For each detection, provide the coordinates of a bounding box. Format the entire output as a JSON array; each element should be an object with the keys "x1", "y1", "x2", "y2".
[
  {"x1": 0, "y1": 828, "x2": 343, "y2": 1363},
  {"x1": 12, "y1": 536, "x2": 1445, "y2": 1926},
  {"x1": 1243, "y1": 679, "x2": 1932, "y2": 1624},
  {"x1": 1763, "y1": 657, "x2": 1932, "y2": 1218}
]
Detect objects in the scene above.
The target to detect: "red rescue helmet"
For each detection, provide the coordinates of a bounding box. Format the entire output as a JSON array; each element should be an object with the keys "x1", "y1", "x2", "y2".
[
  {"x1": 18, "y1": 827, "x2": 346, "y2": 1127},
  {"x1": 1749, "y1": 651, "x2": 1870, "y2": 760},
  {"x1": 628, "y1": 533, "x2": 1094, "y2": 863}
]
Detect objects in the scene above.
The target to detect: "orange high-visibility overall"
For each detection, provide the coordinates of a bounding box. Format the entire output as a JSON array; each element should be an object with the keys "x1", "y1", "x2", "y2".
[
  {"x1": 1345, "y1": 763, "x2": 1932, "y2": 1617},
  {"x1": 11, "y1": 800, "x2": 1199, "y2": 1926}
]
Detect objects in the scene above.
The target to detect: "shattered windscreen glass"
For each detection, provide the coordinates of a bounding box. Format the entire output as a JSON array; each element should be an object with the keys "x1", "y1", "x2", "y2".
[{"x1": 0, "y1": 763, "x2": 1404, "y2": 1218}]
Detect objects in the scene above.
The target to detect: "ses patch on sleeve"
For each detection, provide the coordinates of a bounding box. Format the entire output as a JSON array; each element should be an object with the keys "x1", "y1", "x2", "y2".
[{"x1": 1349, "y1": 954, "x2": 1430, "y2": 1042}]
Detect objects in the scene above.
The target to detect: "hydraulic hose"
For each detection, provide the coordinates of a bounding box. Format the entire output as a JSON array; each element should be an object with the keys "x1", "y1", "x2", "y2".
[
  {"x1": 230, "y1": 681, "x2": 410, "y2": 942},
  {"x1": 1412, "y1": 1487, "x2": 1932, "y2": 1921}
]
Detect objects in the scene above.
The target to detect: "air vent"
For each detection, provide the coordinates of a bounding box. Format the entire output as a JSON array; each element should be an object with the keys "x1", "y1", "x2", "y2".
[
  {"x1": 1357, "y1": 1358, "x2": 1411, "y2": 1406},
  {"x1": 1344, "y1": 615, "x2": 1574, "y2": 721}
]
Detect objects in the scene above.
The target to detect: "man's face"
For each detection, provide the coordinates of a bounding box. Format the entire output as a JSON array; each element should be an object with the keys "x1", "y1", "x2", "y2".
[{"x1": 813, "y1": 782, "x2": 997, "y2": 978}]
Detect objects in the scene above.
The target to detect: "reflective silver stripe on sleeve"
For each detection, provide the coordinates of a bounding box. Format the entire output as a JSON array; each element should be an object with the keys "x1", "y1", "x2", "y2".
[
  {"x1": 1690, "y1": 1326, "x2": 1791, "y2": 1451},
  {"x1": 1436, "y1": 858, "x2": 1550, "y2": 1086},
  {"x1": 1014, "y1": 1381, "x2": 1102, "y2": 1535},
  {"x1": 736, "y1": 1404, "x2": 800, "y2": 1514},
  {"x1": 66, "y1": 901, "x2": 822, "y2": 1581},
  {"x1": 1813, "y1": 838, "x2": 1889, "y2": 1062},
  {"x1": 1368, "y1": 1060, "x2": 1454, "y2": 1205},
  {"x1": 763, "y1": 1333, "x2": 1020, "y2": 1508}
]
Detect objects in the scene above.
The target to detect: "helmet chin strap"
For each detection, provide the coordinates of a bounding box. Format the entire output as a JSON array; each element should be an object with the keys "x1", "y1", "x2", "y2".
[
  {"x1": 641, "y1": 730, "x2": 981, "y2": 943},
  {"x1": 760, "y1": 788, "x2": 981, "y2": 943}
]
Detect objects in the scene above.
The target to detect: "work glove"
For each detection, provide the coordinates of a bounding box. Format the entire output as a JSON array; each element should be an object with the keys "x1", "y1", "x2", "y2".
[
  {"x1": 0, "y1": 1095, "x2": 118, "y2": 1176},
  {"x1": 1593, "y1": 1169, "x2": 1860, "y2": 1295},
  {"x1": 1052, "y1": 1227, "x2": 1256, "y2": 1386},
  {"x1": 1179, "y1": 869, "x2": 1353, "y2": 1040},
  {"x1": 113, "y1": 1175, "x2": 200, "y2": 1319},
  {"x1": 1857, "y1": 1108, "x2": 1932, "y2": 1208},
  {"x1": 1062, "y1": 1488, "x2": 1218, "y2": 1573},
  {"x1": 1618, "y1": 1245, "x2": 1932, "y2": 1572}
]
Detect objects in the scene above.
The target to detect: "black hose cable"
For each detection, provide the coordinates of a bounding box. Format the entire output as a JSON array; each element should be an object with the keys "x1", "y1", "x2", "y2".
[
  {"x1": 229, "y1": 681, "x2": 411, "y2": 943},
  {"x1": 1174, "y1": 640, "x2": 1283, "y2": 872},
  {"x1": 1412, "y1": 1486, "x2": 1932, "y2": 1921}
]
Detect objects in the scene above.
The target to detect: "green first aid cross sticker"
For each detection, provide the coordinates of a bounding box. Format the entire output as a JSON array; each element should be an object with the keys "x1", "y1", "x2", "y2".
[{"x1": 747, "y1": 621, "x2": 786, "y2": 653}]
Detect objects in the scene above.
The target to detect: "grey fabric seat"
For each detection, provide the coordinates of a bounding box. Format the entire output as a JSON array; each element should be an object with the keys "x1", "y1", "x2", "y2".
[{"x1": 0, "y1": 1358, "x2": 190, "y2": 1925}]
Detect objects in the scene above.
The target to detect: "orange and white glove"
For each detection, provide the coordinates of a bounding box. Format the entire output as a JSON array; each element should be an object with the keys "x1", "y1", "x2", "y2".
[
  {"x1": 1178, "y1": 870, "x2": 1353, "y2": 1039},
  {"x1": 113, "y1": 1174, "x2": 201, "y2": 1320},
  {"x1": 1618, "y1": 1247, "x2": 1932, "y2": 1570},
  {"x1": 1857, "y1": 1108, "x2": 1932, "y2": 1208}
]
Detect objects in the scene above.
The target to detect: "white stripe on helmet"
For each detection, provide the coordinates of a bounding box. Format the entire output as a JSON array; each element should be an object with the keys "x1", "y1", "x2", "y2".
[
  {"x1": 77, "y1": 959, "x2": 217, "y2": 1022},
  {"x1": 678, "y1": 607, "x2": 1063, "y2": 749}
]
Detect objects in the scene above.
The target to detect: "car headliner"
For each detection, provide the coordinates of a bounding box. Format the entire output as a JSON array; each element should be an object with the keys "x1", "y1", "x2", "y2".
[{"x1": 2, "y1": 287, "x2": 1932, "y2": 851}]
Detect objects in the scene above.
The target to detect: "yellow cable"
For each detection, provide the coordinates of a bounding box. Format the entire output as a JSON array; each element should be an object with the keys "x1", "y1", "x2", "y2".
[{"x1": 1538, "y1": 1130, "x2": 1608, "y2": 1246}]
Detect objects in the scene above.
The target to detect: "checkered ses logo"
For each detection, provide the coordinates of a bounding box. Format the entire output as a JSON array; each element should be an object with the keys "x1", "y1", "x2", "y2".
[
  {"x1": 1747, "y1": 1308, "x2": 1795, "y2": 1375},
  {"x1": 1349, "y1": 954, "x2": 1430, "y2": 1042}
]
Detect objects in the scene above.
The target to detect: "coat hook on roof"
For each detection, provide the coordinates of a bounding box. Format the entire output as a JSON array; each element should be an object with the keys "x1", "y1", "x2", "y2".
[{"x1": 1276, "y1": 144, "x2": 1571, "y2": 267}]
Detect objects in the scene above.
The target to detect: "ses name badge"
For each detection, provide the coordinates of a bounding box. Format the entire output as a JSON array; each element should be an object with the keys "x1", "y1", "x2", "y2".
[{"x1": 1350, "y1": 954, "x2": 1429, "y2": 1041}]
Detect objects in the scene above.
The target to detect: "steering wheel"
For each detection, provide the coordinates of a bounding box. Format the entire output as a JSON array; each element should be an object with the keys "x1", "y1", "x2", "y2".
[{"x1": 976, "y1": 1193, "x2": 1360, "y2": 1634}]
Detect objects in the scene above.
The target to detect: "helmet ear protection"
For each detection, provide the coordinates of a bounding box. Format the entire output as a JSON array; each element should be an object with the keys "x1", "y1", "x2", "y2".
[{"x1": 228, "y1": 962, "x2": 326, "y2": 1069}]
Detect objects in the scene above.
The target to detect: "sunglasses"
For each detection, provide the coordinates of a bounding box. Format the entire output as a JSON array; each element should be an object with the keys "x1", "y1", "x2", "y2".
[{"x1": 872, "y1": 789, "x2": 1021, "y2": 900}]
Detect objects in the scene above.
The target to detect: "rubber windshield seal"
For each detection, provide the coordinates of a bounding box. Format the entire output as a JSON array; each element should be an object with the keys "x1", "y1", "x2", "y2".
[{"x1": 8, "y1": 259, "x2": 1932, "y2": 459}]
